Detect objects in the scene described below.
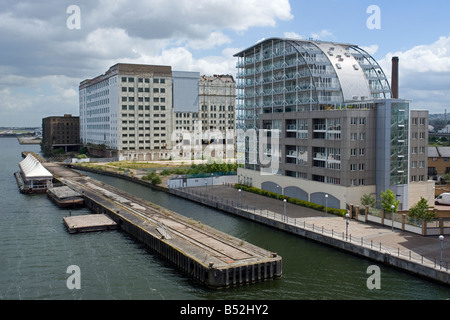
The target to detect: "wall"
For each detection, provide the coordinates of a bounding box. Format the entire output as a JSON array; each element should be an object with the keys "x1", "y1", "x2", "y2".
[{"x1": 238, "y1": 167, "x2": 375, "y2": 210}]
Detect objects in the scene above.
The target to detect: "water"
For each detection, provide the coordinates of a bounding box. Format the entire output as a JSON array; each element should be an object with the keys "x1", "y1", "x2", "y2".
[{"x1": 0, "y1": 137, "x2": 449, "y2": 300}]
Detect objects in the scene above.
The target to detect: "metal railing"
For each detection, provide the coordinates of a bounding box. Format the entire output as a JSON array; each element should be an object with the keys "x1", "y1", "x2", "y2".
[{"x1": 170, "y1": 186, "x2": 450, "y2": 273}]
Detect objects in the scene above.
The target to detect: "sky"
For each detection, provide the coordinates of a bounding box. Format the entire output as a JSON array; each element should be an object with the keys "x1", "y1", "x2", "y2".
[{"x1": 1, "y1": 0, "x2": 450, "y2": 127}]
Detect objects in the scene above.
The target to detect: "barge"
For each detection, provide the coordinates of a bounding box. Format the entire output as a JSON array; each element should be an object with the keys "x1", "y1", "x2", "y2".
[{"x1": 47, "y1": 186, "x2": 84, "y2": 208}]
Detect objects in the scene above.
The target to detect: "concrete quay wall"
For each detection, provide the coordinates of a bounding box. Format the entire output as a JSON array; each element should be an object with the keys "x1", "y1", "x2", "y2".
[
  {"x1": 168, "y1": 188, "x2": 450, "y2": 286},
  {"x1": 71, "y1": 166, "x2": 449, "y2": 286}
]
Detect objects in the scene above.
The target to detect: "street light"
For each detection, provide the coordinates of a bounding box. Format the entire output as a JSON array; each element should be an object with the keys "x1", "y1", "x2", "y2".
[
  {"x1": 239, "y1": 189, "x2": 242, "y2": 207},
  {"x1": 440, "y1": 235, "x2": 444, "y2": 270},
  {"x1": 345, "y1": 212, "x2": 349, "y2": 241},
  {"x1": 391, "y1": 204, "x2": 395, "y2": 232},
  {"x1": 325, "y1": 194, "x2": 328, "y2": 216},
  {"x1": 283, "y1": 199, "x2": 287, "y2": 222}
]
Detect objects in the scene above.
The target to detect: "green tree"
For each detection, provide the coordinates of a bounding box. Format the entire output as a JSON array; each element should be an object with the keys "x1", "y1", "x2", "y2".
[
  {"x1": 361, "y1": 194, "x2": 376, "y2": 208},
  {"x1": 142, "y1": 172, "x2": 161, "y2": 185},
  {"x1": 380, "y1": 189, "x2": 400, "y2": 212},
  {"x1": 408, "y1": 197, "x2": 435, "y2": 222},
  {"x1": 443, "y1": 173, "x2": 450, "y2": 184}
]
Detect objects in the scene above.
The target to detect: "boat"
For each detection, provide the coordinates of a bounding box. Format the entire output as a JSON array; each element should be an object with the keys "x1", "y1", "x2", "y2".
[{"x1": 47, "y1": 186, "x2": 84, "y2": 208}]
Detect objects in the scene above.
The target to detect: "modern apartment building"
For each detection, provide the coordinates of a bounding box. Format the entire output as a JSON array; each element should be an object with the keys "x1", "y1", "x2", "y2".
[
  {"x1": 234, "y1": 38, "x2": 432, "y2": 210},
  {"x1": 79, "y1": 64, "x2": 235, "y2": 161},
  {"x1": 42, "y1": 114, "x2": 81, "y2": 153}
]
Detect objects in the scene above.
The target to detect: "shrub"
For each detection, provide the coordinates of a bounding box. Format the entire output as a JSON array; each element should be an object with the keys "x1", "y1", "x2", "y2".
[
  {"x1": 142, "y1": 172, "x2": 161, "y2": 185},
  {"x1": 234, "y1": 184, "x2": 347, "y2": 217},
  {"x1": 408, "y1": 197, "x2": 435, "y2": 222}
]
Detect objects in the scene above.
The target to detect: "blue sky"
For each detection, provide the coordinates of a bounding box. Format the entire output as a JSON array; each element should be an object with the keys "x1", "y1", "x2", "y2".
[{"x1": 1, "y1": 0, "x2": 449, "y2": 126}]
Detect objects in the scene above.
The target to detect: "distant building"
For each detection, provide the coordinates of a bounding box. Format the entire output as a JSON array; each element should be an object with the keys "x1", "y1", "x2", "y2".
[
  {"x1": 42, "y1": 114, "x2": 81, "y2": 153},
  {"x1": 438, "y1": 125, "x2": 450, "y2": 133},
  {"x1": 428, "y1": 146, "x2": 450, "y2": 182}
]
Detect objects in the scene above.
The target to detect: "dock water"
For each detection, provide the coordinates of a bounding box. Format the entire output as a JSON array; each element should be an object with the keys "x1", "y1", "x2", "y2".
[{"x1": 44, "y1": 163, "x2": 282, "y2": 288}]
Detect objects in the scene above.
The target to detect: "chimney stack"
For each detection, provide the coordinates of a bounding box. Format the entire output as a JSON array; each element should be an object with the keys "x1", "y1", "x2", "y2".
[{"x1": 391, "y1": 56, "x2": 399, "y2": 99}]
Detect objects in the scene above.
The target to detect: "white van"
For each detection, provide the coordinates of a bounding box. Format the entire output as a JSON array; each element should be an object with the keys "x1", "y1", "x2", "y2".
[{"x1": 435, "y1": 193, "x2": 450, "y2": 205}]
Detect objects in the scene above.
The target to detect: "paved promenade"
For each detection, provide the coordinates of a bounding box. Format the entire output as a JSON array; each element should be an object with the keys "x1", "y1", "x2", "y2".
[{"x1": 181, "y1": 185, "x2": 450, "y2": 274}]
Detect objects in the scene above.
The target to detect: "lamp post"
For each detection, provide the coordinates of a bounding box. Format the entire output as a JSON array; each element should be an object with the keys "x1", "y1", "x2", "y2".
[
  {"x1": 391, "y1": 204, "x2": 395, "y2": 232},
  {"x1": 283, "y1": 199, "x2": 287, "y2": 222},
  {"x1": 239, "y1": 189, "x2": 242, "y2": 208},
  {"x1": 345, "y1": 213, "x2": 349, "y2": 241},
  {"x1": 325, "y1": 194, "x2": 328, "y2": 216},
  {"x1": 440, "y1": 235, "x2": 444, "y2": 270}
]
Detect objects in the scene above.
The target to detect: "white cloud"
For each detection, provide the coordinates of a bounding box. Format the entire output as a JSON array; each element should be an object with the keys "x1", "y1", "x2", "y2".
[
  {"x1": 1, "y1": 0, "x2": 295, "y2": 125},
  {"x1": 186, "y1": 31, "x2": 232, "y2": 50},
  {"x1": 310, "y1": 29, "x2": 333, "y2": 40},
  {"x1": 378, "y1": 36, "x2": 450, "y2": 113},
  {"x1": 360, "y1": 45, "x2": 379, "y2": 56},
  {"x1": 284, "y1": 32, "x2": 303, "y2": 40}
]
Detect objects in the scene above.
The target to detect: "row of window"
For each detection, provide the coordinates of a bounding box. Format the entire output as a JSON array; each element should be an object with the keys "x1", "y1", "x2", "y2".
[
  {"x1": 121, "y1": 87, "x2": 166, "y2": 93},
  {"x1": 122, "y1": 105, "x2": 167, "y2": 111},
  {"x1": 201, "y1": 105, "x2": 235, "y2": 111},
  {"x1": 121, "y1": 77, "x2": 166, "y2": 84},
  {"x1": 121, "y1": 97, "x2": 167, "y2": 103},
  {"x1": 285, "y1": 171, "x2": 367, "y2": 186}
]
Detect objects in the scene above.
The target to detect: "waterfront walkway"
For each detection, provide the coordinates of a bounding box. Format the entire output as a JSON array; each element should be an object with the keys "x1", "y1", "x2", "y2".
[{"x1": 174, "y1": 185, "x2": 450, "y2": 278}]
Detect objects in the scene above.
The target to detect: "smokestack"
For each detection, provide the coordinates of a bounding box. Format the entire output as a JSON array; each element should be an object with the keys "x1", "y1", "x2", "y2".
[{"x1": 391, "y1": 56, "x2": 399, "y2": 99}]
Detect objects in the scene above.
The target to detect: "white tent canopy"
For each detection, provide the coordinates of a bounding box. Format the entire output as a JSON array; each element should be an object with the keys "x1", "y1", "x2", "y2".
[{"x1": 19, "y1": 154, "x2": 53, "y2": 180}]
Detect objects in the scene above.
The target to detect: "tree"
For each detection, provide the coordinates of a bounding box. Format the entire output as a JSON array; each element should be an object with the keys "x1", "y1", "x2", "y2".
[
  {"x1": 443, "y1": 173, "x2": 450, "y2": 185},
  {"x1": 361, "y1": 194, "x2": 376, "y2": 208},
  {"x1": 408, "y1": 197, "x2": 435, "y2": 222},
  {"x1": 380, "y1": 189, "x2": 400, "y2": 212}
]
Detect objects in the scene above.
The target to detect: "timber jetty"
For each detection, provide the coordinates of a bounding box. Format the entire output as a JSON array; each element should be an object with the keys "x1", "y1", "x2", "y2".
[{"x1": 44, "y1": 163, "x2": 282, "y2": 288}]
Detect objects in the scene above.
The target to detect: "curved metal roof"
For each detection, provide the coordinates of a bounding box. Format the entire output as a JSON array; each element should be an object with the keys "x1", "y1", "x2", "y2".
[{"x1": 235, "y1": 38, "x2": 392, "y2": 102}]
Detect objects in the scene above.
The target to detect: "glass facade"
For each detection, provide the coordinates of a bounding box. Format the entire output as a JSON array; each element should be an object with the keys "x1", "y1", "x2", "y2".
[{"x1": 390, "y1": 102, "x2": 410, "y2": 185}]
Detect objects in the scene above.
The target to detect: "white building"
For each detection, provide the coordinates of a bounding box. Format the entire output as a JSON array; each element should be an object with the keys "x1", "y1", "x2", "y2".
[{"x1": 80, "y1": 64, "x2": 236, "y2": 161}]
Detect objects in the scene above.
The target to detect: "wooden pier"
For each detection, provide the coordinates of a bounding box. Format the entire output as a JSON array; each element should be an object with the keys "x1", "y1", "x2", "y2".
[
  {"x1": 44, "y1": 163, "x2": 282, "y2": 288},
  {"x1": 63, "y1": 214, "x2": 118, "y2": 234}
]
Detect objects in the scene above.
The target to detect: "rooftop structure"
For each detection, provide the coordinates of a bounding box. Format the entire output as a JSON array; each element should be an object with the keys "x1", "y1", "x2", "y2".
[{"x1": 15, "y1": 154, "x2": 53, "y2": 193}]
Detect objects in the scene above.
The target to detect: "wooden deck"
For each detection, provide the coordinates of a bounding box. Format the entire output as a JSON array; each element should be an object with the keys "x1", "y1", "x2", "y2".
[{"x1": 63, "y1": 214, "x2": 118, "y2": 234}]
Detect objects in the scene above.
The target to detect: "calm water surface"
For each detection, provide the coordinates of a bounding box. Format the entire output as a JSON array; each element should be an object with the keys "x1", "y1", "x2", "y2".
[{"x1": 0, "y1": 137, "x2": 449, "y2": 300}]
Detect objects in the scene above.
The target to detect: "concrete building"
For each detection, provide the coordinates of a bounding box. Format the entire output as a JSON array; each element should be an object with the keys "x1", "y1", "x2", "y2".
[
  {"x1": 79, "y1": 64, "x2": 236, "y2": 161},
  {"x1": 234, "y1": 38, "x2": 432, "y2": 210},
  {"x1": 173, "y1": 74, "x2": 236, "y2": 161},
  {"x1": 79, "y1": 63, "x2": 173, "y2": 160},
  {"x1": 42, "y1": 114, "x2": 81, "y2": 153}
]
